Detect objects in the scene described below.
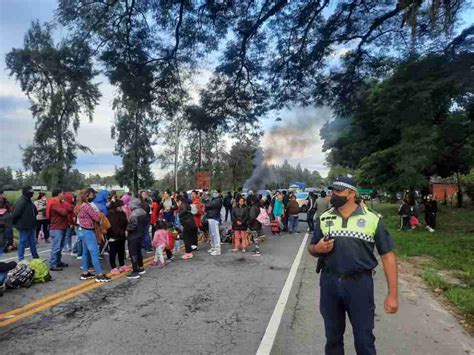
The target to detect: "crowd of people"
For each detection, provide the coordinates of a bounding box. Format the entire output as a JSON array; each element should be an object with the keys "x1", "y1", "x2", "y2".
[
  {"x1": 0, "y1": 186, "x2": 331, "y2": 290},
  {"x1": 398, "y1": 193, "x2": 438, "y2": 232}
]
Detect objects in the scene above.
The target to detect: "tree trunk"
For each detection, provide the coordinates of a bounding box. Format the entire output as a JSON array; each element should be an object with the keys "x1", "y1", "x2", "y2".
[
  {"x1": 198, "y1": 130, "x2": 202, "y2": 171},
  {"x1": 456, "y1": 171, "x2": 463, "y2": 208},
  {"x1": 133, "y1": 112, "x2": 139, "y2": 196},
  {"x1": 174, "y1": 124, "x2": 180, "y2": 192}
]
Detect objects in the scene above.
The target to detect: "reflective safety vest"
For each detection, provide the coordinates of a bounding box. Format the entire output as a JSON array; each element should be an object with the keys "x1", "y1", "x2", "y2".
[{"x1": 319, "y1": 207, "x2": 381, "y2": 244}]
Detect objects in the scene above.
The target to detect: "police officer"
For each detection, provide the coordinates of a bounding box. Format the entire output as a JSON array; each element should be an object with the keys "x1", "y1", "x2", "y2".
[{"x1": 308, "y1": 176, "x2": 399, "y2": 355}]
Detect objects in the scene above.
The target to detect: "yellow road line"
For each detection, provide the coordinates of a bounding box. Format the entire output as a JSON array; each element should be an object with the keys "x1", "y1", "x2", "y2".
[{"x1": 0, "y1": 256, "x2": 155, "y2": 326}]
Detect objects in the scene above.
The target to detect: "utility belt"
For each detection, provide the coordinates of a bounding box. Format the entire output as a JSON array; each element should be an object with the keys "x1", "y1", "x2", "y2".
[{"x1": 322, "y1": 269, "x2": 373, "y2": 280}]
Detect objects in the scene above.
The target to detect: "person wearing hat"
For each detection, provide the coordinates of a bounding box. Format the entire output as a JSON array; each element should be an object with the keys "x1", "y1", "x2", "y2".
[{"x1": 308, "y1": 176, "x2": 398, "y2": 355}]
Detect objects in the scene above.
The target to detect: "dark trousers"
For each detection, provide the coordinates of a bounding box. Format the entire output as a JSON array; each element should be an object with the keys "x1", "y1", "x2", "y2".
[
  {"x1": 400, "y1": 216, "x2": 410, "y2": 230},
  {"x1": 182, "y1": 227, "x2": 198, "y2": 253},
  {"x1": 320, "y1": 271, "x2": 376, "y2": 355},
  {"x1": 128, "y1": 238, "x2": 143, "y2": 272},
  {"x1": 283, "y1": 213, "x2": 289, "y2": 231},
  {"x1": 307, "y1": 209, "x2": 316, "y2": 231},
  {"x1": 425, "y1": 213, "x2": 436, "y2": 229},
  {"x1": 109, "y1": 239, "x2": 125, "y2": 269},
  {"x1": 36, "y1": 219, "x2": 50, "y2": 241},
  {"x1": 225, "y1": 207, "x2": 232, "y2": 222}
]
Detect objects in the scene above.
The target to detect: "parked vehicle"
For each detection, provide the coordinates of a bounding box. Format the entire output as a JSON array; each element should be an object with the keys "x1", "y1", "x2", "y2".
[{"x1": 295, "y1": 192, "x2": 310, "y2": 212}]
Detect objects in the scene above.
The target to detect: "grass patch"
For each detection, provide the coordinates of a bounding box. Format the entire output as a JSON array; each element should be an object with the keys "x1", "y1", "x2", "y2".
[{"x1": 373, "y1": 203, "x2": 474, "y2": 321}]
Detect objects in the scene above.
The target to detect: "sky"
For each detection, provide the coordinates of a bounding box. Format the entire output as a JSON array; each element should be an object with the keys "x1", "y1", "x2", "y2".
[{"x1": 1, "y1": 1, "x2": 471, "y2": 180}]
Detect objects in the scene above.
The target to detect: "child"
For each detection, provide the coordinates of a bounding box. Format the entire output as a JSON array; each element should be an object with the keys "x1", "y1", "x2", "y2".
[
  {"x1": 107, "y1": 201, "x2": 129, "y2": 275},
  {"x1": 150, "y1": 221, "x2": 168, "y2": 267}
]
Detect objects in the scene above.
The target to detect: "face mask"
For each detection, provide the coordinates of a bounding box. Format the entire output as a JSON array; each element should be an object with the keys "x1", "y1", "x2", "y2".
[
  {"x1": 87, "y1": 197, "x2": 94, "y2": 203},
  {"x1": 25, "y1": 191, "x2": 34, "y2": 199},
  {"x1": 330, "y1": 194, "x2": 348, "y2": 208}
]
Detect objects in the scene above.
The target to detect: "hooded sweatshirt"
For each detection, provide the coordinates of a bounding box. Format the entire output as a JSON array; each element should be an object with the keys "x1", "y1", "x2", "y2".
[
  {"x1": 121, "y1": 194, "x2": 132, "y2": 219},
  {"x1": 12, "y1": 193, "x2": 37, "y2": 230},
  {"x1": 93, "y1": 190, "x2": 110, "y2": 216},
  {"x1": 63, "y1": 192, "x2": 75, "y2": 226},
  {"x1": 127, "y1": 198, "x2": 148, "y2": 240},
  {"x1": 46, "y1": 197, "x2": 74, "y2": 230}
]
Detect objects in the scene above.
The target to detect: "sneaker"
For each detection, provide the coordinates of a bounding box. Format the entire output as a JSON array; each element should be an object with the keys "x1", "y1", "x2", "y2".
[
  {"x1": 252, "y1": 251, "x2": 262, "y2": 257},
  {"x1": 150, "y1": 261, "x2": 159, "y2": 267},
  {"x1": 110, "y1": 268, "x2": 121, "y2": 275},
  {"x1": 157, "y1": 261, "x2": 166, "y2": 268},
  {"x1": 96, "y1": 274, "x2": 111, "y2": 283},
  {"x1": 138, "y1": 267, "x2": 146, "y2": 275},
  {"x1": 210, "y1": 248, "x2": 221, "y2": 256},
  {"x1": 50, "y1": 266, "x2": 63, "y2": 271},
  {"x1": 80, "y1": 272, "x2": 96, "y2": 280},
  {"x1": 231, "y1": 248, "x2": 239, "y2": 252},
  {"x1": 242, "y1": 249, "x2": 247, "y2": 253},
  {"x1": 76, "y1": 256, "x2": 82, "y2": 260},
  {"x1": 182, "y1": 253, "x2": 193, "y2": 260},
  {"x1": 58, "y1": 262, "x2": 69, "y2": 267},
  {"x1": 126, "y1": 271, "x2": 140, "y2": 279},
  {"x1": 166, "y1": 257, "x2": 174, "y2": 263},
  {"x1": 145, "y1": 248, "x2": 154, "y2": 253},
  {"x1": 207, "y1": 247, "x2": 215, "y2": 253},
  {"x1": 191, "y1": 245, "x2": 198, "y2": 250}
]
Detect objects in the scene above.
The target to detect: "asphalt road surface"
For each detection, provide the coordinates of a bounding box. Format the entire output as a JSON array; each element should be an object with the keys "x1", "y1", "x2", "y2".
[{"x1": 0, "y1": 215, "x2": 472, "y2": 354}]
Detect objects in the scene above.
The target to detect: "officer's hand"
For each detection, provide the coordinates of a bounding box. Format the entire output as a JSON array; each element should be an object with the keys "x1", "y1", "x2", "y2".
[
  {"x1": 384, "y1": 294, "x2": 399, "y2": 314},
  {"x1": 315, "y1": 238, "x2": 334, "y2": 254}
]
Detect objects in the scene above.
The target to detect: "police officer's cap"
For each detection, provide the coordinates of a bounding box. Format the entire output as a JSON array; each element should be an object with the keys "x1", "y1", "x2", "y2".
[{"x1": 329, "y1": 176, "x2": 358, "y2": 192}]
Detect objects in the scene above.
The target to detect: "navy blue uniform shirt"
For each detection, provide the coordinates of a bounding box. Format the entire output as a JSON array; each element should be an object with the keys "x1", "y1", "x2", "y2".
[{"x1": 310, "y1": 205, "x2": 395, "y2": 274}]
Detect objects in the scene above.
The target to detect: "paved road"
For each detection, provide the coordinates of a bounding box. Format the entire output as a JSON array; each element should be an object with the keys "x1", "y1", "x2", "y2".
[{"x1": 1, "y1": 218, "x2": 472, "y2": 354}]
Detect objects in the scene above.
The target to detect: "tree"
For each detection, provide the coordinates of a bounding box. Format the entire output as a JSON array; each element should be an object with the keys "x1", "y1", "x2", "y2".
[
  {"x1": 0, "y1": 167, "x2": 15, "y2": 191},
  {"x1": 112, "y1": 98, "x2": 157, "y2": 195},
  {"x1": 6, "y1": 22, "x2": 101, "y2": 189},
  {"x1": 224, "y1": 139, "x2": 258, "y2": 191},
  {"x1": 322, "y1": 52, "x2": 474, "y2": 204},
  {"x1": 159, "y1": 112, "x2": 189, "y2": 191}
]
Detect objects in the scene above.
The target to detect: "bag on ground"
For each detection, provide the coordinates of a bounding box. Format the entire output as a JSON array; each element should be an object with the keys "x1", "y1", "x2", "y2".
[
  {"x1": 7, "y1": 261, "x2": 35, "y2": 289},
  {"x1": 271, "y1": 220, "x2": 281, "y2": 234},
  {"x1": 29, "y1": 258, "x2": 52, "y2": 283}
]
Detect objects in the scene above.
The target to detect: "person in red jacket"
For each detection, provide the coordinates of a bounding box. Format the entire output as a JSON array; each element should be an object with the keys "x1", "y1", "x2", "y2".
[
  {"x1": 46, "y1": 188, "x2": 74, "y2": 271},
  {"x1": 150, "y1": 192, "x2": 162, "y2": 236}
]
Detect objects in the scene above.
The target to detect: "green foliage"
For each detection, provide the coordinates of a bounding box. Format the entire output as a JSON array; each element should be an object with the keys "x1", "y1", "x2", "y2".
[
  {"x1": 463, "y1": 169, "x2": 474, "y2": 201},
  {"x1": 373, "y1": 203, "x2": 474, "y2": 317},
  {"x1": 5, "y1": 21, "x2": 100, "y2": 189},
  {"x1": 322, "y1": 53, "x2": 474, "y2": 194}
]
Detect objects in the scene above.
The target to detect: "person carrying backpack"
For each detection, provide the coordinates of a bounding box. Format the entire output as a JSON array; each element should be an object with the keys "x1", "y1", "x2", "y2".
[{"x1": 75, "y1": 189, "x2": 111, "y2": 283}]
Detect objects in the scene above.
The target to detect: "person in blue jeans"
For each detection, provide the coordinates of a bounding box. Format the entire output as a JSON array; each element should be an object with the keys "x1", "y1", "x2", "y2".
[
  {"x1": 47, "y1": 188, "x2": 74, "y2": 271},
  {"x1": 76, "y1": 188, "x2": 110, "y2": 283},
  {"x1": 12, "y1": 186, "x2": 39, "y2": 261}
]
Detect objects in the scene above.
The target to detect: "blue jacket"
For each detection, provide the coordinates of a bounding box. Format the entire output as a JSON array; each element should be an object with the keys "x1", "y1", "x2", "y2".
[{"x1": 93, "y1": 190, "x2": 110, "y2": 216}]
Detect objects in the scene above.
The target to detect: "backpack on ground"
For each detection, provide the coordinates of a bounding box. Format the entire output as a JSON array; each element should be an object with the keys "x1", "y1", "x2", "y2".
[
  {"x1": 30, "y1": 258, "x2": 52, "y2": 283},
  {"x1": 7, "y1": 261, "x2": 35, "y2": 289}
]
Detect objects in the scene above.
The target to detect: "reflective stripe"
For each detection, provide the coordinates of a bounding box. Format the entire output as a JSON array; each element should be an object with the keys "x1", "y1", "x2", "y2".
[{"x1": 326, "y1": 230, "x2": 375, "y2": 243}]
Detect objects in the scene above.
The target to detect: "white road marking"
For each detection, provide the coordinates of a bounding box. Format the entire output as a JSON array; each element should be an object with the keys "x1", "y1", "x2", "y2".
[
  {"x1": 256, "y1": 232, "x2": 309, "y2": 355},
  {"x1": 0, "y1": 249, "x2": 74, "y2": 262}
]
